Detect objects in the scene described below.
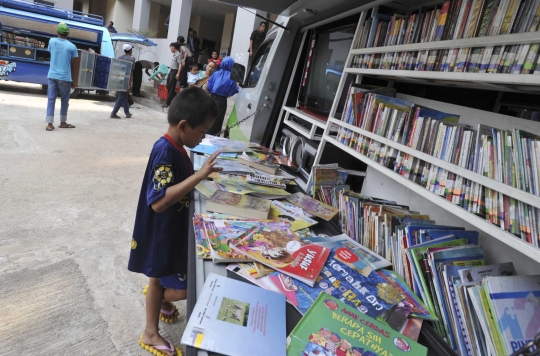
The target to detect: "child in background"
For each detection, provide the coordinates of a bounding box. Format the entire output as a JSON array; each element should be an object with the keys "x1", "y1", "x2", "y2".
[
  {"x1": 187, "y1": 64, "x2": 200, "y2": 85},
  {"x1": 128, "y1": 87, "x2": 222, "y2": 356}
]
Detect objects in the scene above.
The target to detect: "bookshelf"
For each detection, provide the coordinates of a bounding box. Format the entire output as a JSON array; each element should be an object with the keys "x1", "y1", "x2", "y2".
[
  {"x1": 282, "y1": 106, "x2": 330, "y2": 141},
  {"x1": 308, "y1": 2, "x2": 540, "y2": 267}
]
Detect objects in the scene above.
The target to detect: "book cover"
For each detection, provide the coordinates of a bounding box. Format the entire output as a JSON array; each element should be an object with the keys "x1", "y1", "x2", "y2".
[
  {"x1": 214, "y1": 177, "x2": 290, "y2": 199},
  {"x1": 226, "y1": 264, "x2": 281, "y2": 293},
  {"x1": 483, "y1": 275, "x2": 540, "y2": 355},
  {"x1": 286, "y1": 294, "x2": 428, "y2": 356},
  {"x1": 285, "y1": 192, "x2": 339, "y2": 221},
  {"x1": 195, "y1": 180, "x2": 220, "y2": 199},
  {"x1": 435, "y1": 1, "x2": 452, "y2": 40},
  {"x1": 194, "y1": 213, "x2": 252, "y2": 259},
  {"x1": 269, "y1": 243, "x2": 403, "y2": 317},
  {"x1": 181, "y1": 273, "x2": 286, "y2": 356},
  {"x1": 230, "y1": 222, "x2": 330, "y2": 286},
  {"x1": 269, "y1": 200, "x2": 318, "y2": 232},
  {"x1": 206, "y1": 191, "x2": 271, "y2": 220},
  {"x1": 207, "y1": 137, "x2": 258, "y2": 152},
  {"x1": 204, "y1": 219, "x2": 259, "y2": 262}
]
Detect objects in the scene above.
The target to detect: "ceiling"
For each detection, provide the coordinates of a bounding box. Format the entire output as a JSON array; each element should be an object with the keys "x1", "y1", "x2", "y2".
[{"x1": 151, "y1": 0, "x2": 239, "y2": 22}]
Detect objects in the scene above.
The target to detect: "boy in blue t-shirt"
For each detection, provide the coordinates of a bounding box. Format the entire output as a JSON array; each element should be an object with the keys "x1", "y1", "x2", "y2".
[{"x1": 128, "y1": 87, "x2": 221, "y2": 355}]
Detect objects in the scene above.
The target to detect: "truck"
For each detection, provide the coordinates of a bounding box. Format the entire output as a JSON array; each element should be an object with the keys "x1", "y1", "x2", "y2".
[{"x1": 0, "y1": 0, "x2": 155, "y2": 96}]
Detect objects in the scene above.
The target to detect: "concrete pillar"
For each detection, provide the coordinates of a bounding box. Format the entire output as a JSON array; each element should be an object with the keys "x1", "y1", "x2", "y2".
[
  {"x1": 167, "y1": 0, "x2": 193, "y2": 42},
  {"x1": 82, "y1": 0, "x2": 89, "y2": 14},
  {"x1": 132, "y1": 0, "x2": 151, "y2": 30},
  {"x1": 189, "y1": 14, "x2": 201, "y2": 33},
  {"x1": 220, "y1": 13, "x2": 234, "y2": 56},
  {"x1": 230, "y1": 7, "x2": 265, "y2": 66}
]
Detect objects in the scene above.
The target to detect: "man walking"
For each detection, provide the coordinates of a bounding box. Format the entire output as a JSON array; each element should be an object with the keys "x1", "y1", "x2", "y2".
[
  {"x1": 110, "y1": 44, "x2": 135, "y2": 119},
  {"x1": 45, "y1": 22, "x2": 78, "y2": 131},
  {"x1": 249, "y1": 22, "x2": 267, "y2": 59}
]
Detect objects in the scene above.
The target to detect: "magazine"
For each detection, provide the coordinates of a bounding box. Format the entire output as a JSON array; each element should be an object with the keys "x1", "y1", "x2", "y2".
[
  {"x1": 203, "y1": 220, "x2": 259, "y2": 263},
  {"x1": 269, "y1": 201, "x2": 318, "y2": 232},
  {"x1": 285, "y1": 192, "x2": 339, "y2": 221}
]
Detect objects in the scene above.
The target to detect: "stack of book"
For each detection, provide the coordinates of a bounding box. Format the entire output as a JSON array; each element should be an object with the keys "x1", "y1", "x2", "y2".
[
  {"x1": 337, "y1": 90, "x2": 540, "y2": 247},
  {"x1": 352, "y1": 2, "x2": 540, "y2": 74}
]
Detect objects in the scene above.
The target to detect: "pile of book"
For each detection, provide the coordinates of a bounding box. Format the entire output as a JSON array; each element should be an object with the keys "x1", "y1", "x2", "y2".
[
  {"x1": 352, "y1": 2, "x2": 540, "y2": 74},
  {"x1": 336, "y1": 86, "x2": 540, "y2": 247}
]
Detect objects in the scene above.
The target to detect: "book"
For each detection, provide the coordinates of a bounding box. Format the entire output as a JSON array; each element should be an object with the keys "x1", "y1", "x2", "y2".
[
  {"x1": 206, "y1": 191, "x2": 271, "y2": 220},
  {"x1": 214, "y1": 176, "x2": 290, "y2": 199},
  {"x1": 239, "y1": 152, "x2": 280, "y2": 175},
  {"x1": 483, "y1": 275, "x2": 540, "y2": 355},
  {"x1": 286, "y1": 293, "x2": 428, "y2": 356},
  {"x1": 203, "y1": 220, "x2": 259, "y2": 263},
  {"x1": 194, "y1": 180, "x2": 220, "y2": 199},
  {"x1": 285, "y1": 192, "x2": 339, "y2": 221},
  {"x1": 226, "y1": 263, "x2": 281, "y2": 293},
  {"x1": 269, "y1": 242, "x2": 403, "y2": 316},
  {"x1": 246, "y1": 173, "x2": 287, "y2": 189},
  {"x1": 230, "y1": 222, "x2": 330, "y2": 286},
  {"x1": 269, "y1": 200, "x2": 318, "y2": 232},
  {"x1": 181, "y1": 273, "x2": 286, "y2": 356},
  {"x1": 308, "y1": 233, "x2": 392, "y2": 272},
  {"x1": 194, "y1": 155, "x2": 254, "y2": 175}
]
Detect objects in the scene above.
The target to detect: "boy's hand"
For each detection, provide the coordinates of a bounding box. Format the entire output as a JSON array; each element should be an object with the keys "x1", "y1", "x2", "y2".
[{"x1": 197, "y1": 151, "x2": 223, "y2": 180}]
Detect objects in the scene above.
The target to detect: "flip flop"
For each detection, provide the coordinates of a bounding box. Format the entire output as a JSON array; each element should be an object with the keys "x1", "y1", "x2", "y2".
[
  {"x1": 138, "y1": 335, "x2": 182, "y2": 356},
  {"x1": 59, "y1": 123, "x2": 76, "y2": 128},
  {"x1": 142, "y1": 285, "x2": 179, "y2": 323},
  {"x1": 46, "y1": 126, "x2": 54, "y2": 131}
]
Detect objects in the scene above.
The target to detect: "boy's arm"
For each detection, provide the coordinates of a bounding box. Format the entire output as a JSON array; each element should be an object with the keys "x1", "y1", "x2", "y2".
[{"x1": 151, "y1": 150, "x2": 222, "y2": 213}]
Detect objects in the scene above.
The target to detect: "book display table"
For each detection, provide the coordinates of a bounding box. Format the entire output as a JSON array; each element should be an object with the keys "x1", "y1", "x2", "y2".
[{"x1": 185, "y1": 152, "x2": 457, "y2": 356}]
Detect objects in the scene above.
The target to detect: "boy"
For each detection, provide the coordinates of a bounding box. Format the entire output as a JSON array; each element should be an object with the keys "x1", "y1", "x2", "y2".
[
  {"x1": 128, "y1": 87, "x2": 221, "y2": 356},
  {"x1": 110, "y1": 43, "x2": 135, "y2": 119},
  {"x1": 45, "y1": 22, "x2": 78, "y2": 131},
  {"x1": 187, "y1": 64, "x2": 200, "y2": 85}
]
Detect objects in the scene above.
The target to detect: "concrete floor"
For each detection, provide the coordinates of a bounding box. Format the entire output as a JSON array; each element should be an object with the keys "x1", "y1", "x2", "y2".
[{"x1": 0, "y1": 82, "x2": 205, "y2": 355}]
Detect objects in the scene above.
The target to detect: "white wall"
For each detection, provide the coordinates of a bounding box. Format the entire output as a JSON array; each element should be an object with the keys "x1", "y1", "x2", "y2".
[
  {"x1": 53, "y1": 0, "x2": 74, "y2": 9},
  {"x1": 220, "y1": 13, "x2": 235, "y2": 55},
  {"x1": 114, "y1": 0, "x2": 134, "y2": 33},
  {"x1": 230, "y1": 7, "x2": 266, "y2": 66}
]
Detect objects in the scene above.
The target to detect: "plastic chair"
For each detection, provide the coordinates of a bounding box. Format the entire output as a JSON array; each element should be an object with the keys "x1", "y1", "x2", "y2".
[{"x1": 148, "y1": 63, "x2": 168, "y2": 84}]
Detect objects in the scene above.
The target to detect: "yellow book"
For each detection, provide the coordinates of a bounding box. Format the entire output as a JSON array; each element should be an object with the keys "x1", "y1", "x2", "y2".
[
  {"x1": 479, "y1": 285, "x2": 506, "y2": 356},
  {"x1": 499, "y1": 0, "x2": 520, "y2": 34}
]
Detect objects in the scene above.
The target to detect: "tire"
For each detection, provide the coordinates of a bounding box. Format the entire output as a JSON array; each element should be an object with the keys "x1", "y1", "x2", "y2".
[{"x1": 70, "y1": 88, "x2": 79, "y2": 98}]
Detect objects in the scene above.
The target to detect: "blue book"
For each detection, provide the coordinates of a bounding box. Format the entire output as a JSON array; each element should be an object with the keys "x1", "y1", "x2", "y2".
[
  {"x1": 181, "y1": 273, "x2": 286, "y2": 356},
  {"x1": 421, "y1": 229, "x2": 479, "y2": 244},
  {"x1": 268, "y1": 244, "x2": 402, "y2": 316}
]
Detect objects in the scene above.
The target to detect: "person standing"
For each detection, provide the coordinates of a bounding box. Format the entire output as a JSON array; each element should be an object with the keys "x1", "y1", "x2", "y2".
[
  {"x1": 110, "y1": 44, "x2": 135, "y2": 119},
  {"x1": 45, "y1": 22, "x2": 78, "y2": 131},
  {"x1": 176, "y1": 36, "x2": 193, "y2": 89},
  {"x1": 207, "y1": 50, "x2": 222, "y2": 67},
  {"x1": 107, "y1": 21, "x2": 117, "y2": 33},
  {"x1": 206, "y1": 57, "x2": 239, "y2": 137},
  {"x1": 132, "y1": 60, "x2": 158, "y2": 97},
  {"x1": 249, "y1": 22, "x2": 267, "y2": 59},
  {"x1": 162, "y1": 42, "x2": 181, "y2": 109},
  {"x1": 192, "y1": 31, "x2": 200, "y2": 64}
]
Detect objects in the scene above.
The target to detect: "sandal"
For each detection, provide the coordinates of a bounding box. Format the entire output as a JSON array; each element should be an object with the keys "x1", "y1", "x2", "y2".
[
  {"x1": 142, "y1": 285, "x2": 179, "y2": 323},
  {"x1": 46, "y1": 126, "x2": 55, "y2": 131},
  {"x1": 59, "y1": 123, "x2": 76, "y2": 128},
  {"x1": 138, "y1": 335, "x2": 182, "y2": 356}
]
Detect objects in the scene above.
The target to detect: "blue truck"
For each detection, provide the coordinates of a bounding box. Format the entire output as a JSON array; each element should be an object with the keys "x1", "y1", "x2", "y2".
[{"x1": 0, "y1": 0, "x2": 155, "y2": 96}]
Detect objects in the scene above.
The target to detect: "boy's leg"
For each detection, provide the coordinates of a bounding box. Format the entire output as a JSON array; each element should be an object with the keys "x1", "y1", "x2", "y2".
[
  {"x1": 57, "y1": 80, "x2": 75, "y2": 128},
  {"x1": 160, "y1": 273, "x2": 187, "y2": 318},
  {"x1": 45, "y1": 79, "x2": 58, "y2": 130},
  {"x1": 142, "y1": 277, "x2": 175, "y2": 355}
]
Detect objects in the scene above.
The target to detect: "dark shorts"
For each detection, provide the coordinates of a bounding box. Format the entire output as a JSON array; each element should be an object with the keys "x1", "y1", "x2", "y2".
[{"x1": 160, "y1": 273, "x2": 187, "y2": 290}]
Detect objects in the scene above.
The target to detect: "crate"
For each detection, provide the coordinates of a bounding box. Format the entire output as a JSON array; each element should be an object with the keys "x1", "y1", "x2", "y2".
[{"x1": 157, "y1": 84, "x2": 180, "y2": 100}]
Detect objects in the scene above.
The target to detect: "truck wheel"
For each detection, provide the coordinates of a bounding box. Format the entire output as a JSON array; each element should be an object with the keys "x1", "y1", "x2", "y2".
[
  {"x1": 70, "y1": 88, "x2": 79, "y2": 98},
  {"x1": 41, "y1": 84, "x2": 48, "y2": 90}
]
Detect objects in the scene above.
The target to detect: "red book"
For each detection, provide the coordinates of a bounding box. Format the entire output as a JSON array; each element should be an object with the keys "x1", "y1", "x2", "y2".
[{"x1": 230, "y1": 222, "x2": 330, "y2": 287}]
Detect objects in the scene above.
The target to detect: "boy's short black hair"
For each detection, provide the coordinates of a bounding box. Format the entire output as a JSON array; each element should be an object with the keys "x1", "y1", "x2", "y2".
[
  {"x1": 170, "y1": 42, "x2": 180, "y2": 50},
  {"x1": 168, "y1": 87, "x2": 218, "y2": 128},
  {"x1": 189, "y1": 64, "x2": 198, "y2": 71}
]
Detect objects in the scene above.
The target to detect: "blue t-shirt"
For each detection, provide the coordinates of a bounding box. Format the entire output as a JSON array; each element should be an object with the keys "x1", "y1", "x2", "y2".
[
  {"x1": 47, "y1": 38, "x2": 78, "y2": 82},
  {"x1": 128, "y1": 134, "x2": 194, "y2": 278}
]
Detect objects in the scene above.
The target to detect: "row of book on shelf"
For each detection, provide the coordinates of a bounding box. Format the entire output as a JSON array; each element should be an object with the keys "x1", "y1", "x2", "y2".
[
  {"x1": 355, "y1": 0, "x2": 540, "y2": 49},
  {"x1": 334, "y1": 83, "x2": 540, "y2": 247},
  {"x1": 353, "y1": 0, "x2": 540, "y2": 74},
  {"x1": 182, "y1": 137, "x2": 539, "y2": 356}
]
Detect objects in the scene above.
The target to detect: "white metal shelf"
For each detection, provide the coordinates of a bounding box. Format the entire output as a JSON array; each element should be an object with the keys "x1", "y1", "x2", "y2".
[
  {"x1": 344, "y1": 68, "x2": 540, "y2": 86},
  {"x1": 283, "y1": 118, "x2": 323, "y2": 141},
  {"x1": 329, "y1": 118, "x2": 540, "y2": 210},
  {"x1": 283, "y1": 106, "x2": 328, "y2": 128},
  {"x1": 350, "y1": 32, "x2": 540, "y2": 55},
  {"x1": 323, "y1": 134, "x2": 540, "y2": 263}
]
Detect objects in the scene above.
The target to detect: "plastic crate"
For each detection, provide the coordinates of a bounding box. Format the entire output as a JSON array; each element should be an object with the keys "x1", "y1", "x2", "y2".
[{"x1": 157, "y1": 84, "x2": 180, "y2": 100}]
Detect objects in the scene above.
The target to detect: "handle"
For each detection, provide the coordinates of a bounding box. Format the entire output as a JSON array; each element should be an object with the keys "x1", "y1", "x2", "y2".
[{"x1": 247, "y1": 103, "x2": 252, "y2": 109}]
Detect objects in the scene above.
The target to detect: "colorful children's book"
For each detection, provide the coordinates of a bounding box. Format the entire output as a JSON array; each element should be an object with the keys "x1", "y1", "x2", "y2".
[
  {"x1": 230, "y1": 222, "x2": 330, "y2": 286},
  {"x1": 285, "y1": 192, "x2": 339, "y2": 221},
  {"x1": 194, "y1": 180, "x2": 221, "y2": 199},
  {"x1": 203, "y1": 220, "x2": 259, "y2": 263},
  {"x1": 207, "y1": 137, "x2": 258, "y2": 152},
  {"x1": 193, "y1": 215, "x2": 211, "y2": 259},
  {"x1": 214, "y1": 177, "x2": 290, "y2": 199},
  {"x1": 226, "y1": 264, "x2": 281, "y2": 293},
  {"x1": 483, "y1": 275, "x2": 540, "y2": 355},
  {"x1": 268, "y1": 243, "x2": 403, "y2": 316},
  {"x1": 286, "y1": 293, "x2": 428, "y2": 356},
  {"x1": 269, "y1": 201, "x2": 318, "y2": 232},
  {"x1": 181, "y1": 273, "x2": 286, "y2": 356},
  {"x1": 309, "y1": 234, "x2": 392, "y2": 273},
  {"x1": 206, "y1": 191, "x2": 271, "y2": 220}
]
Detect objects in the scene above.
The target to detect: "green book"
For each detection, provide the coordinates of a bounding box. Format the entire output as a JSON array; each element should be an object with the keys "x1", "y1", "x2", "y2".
[
  {"x1": 287, "y1": 293, "x2": 428, "y2": 356},
  {"x1": 480, "y1": 284, "x2": 506, "y2": 356}
]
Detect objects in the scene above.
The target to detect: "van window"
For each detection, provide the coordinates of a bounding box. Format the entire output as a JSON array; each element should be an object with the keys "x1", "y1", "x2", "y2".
[{"x1": 246, "y1": 39, "x2": 273, "y2": 88}]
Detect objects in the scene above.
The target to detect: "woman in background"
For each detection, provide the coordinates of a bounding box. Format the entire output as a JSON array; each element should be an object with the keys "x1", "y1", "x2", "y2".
[
  {"x1": 192, "y1": 62, "x2": 216, "y2": 91},
  {"x1": 206, "y1": 57, "x2": 238, "y2": 137}
]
